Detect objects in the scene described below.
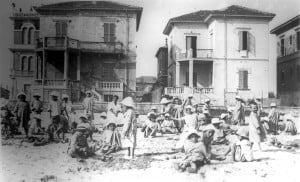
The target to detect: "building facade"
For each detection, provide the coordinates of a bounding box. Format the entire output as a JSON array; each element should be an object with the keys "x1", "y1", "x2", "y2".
[
  {"x1": 163, "y1": 5, "x2": 276, "y2": 106},
  {"x1": 271, "y1": 15, "x2": 300, "y2": 106},
  {"x1": 155, "y1": 46, "x2": 168, "y2": 87},
  {"x1": 9, "y1": 1, "x2": 142, "y2": 102}
]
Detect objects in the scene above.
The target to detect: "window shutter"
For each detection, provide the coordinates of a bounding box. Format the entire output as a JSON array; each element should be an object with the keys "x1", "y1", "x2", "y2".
[
  {"x1": 247, "y1": 32, "x2": 250, "y2": 51},
  {"x1": 55, "y1": 22, "x2": 61, "y2": 37},
  {"x1": 292, "y1": 34, "x2": 296, "y2": 52},
  {"x1": 238, "y1": 31, "x2": 242, "y2": 51},
  {"x1": 110, "y1": 23, "x2": 116, "y2": 42},
  {"x1": 104, "y1": 23, "x2": 109, "y2": 42},
  {"x1": 14, "y1": 31, "x2": 22, "y2": 44},
  {"x1": 238, "y1": 70, "x2": 243, "y2": 89},
  {"x1": 34, "y1": 31, "x2": 39, "y2": 42},
  {"x1": 277, "y1": 41, "x2": 280, "y2": 56},
  {"x1": 62, "y1": 23, "x2": 67, "y2": 36},
  {"x1": 249, "y1": 32, "x2": 255, "y2": 56},
  {"x1": 243, "y1": 71, "x2": 248, "y2": 89},
  {"x1": 297, "y1": 32, "x2": 300, "y2": 50}
]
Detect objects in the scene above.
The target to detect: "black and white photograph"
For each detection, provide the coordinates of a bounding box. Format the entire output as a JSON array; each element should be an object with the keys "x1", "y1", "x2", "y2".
[{"x1": 0, "y1": 0, "x2": 299, "y2": 181}]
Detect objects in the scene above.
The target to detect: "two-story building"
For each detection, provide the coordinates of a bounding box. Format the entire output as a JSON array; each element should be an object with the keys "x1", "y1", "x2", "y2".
[
  {"x1": 9, "y1": 1, "x2": 142, "y2": 102},
  {"x1": 271, "y1": 15, "x2": 300, "y2": 106},
  {"x1": 163, "y1": 5, "x2": 276, "y2": 106}
]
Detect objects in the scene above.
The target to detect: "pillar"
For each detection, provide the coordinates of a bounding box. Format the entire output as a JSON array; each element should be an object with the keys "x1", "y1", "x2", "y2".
[
  {"x1": 189, "y1": 60, "x2": 193, "y2": 87},
  {"x1": 175, "y1": 61, "x2": 180, "y2": 87},
  {"x1": 77, "y1": 52, "x2": 80, "y2": 81},
  {"x1": 64, "y1": 50, "x2": 69, "y2": 87}
]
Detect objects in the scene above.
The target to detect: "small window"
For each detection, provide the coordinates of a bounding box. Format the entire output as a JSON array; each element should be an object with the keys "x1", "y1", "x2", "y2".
[
  {"x1": 104, "y1": 23, "x2": 116, "y2": 42},
  {"x1": 55, "y1": 22, "x2": 67, "y2": 37},
  {"x1": 280, "y1": 38, "x2": 285, "y2": 56},
  {"x1": 290, "y1": 35, "x2": 293, "y2": 45},
  {"x1": 28, "y1": 56, "x2": 34, "y2": 71},
  {"x1": 22, "y1": 27, "x2": 27, "y2": 44},
  {"x1": 21, "y1": 56, "x2": 28, "y2": 71},
  {"x1": 238, "y1": 70, "x2": 248, "y2": 90},
  {"x1": 239, "y1": 31, "x2": 249, "y2": 51},
  {"x1": 104, "y1": 95, "x2": 113, "y2": 102},
  {"x1": 28, "y1": 27, "x2": 34, "y2": 44}
]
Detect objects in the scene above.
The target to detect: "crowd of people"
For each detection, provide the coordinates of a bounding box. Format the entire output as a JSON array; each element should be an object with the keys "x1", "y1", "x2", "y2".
[{"x1": 0, "y1": 92, "x2": 298, "y2": 173}]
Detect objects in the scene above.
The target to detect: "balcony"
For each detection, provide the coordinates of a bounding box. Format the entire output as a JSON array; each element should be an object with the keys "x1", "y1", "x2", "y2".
[
  {"x1": 34, "y1": 79, "x2": 80, "y2": 89},
  {"x1": 11, "y1": 70, "x2": 34, "y2": 77},
  {"x1": 165, "y1": 86, "x2": 214, "y2": 101},
  {"x1": 175, "y1": 49, "x2": 213, "y2": 60},
  {"x1": 36, "y1": 36, "x2": 124, "y2": 54},
  {"x1": 95, "y1": 81, "x2": 124, "y2": 92}
]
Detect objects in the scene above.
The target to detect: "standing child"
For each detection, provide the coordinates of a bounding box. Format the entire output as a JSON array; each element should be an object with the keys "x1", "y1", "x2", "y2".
[
  {"x1": 121, "y1": 97, "x2": 137, "y2": 159},
  {"x1": 249, "y1": 102, "x2": 266, "y2": 151},
  {"x1": 30, "y1": 93, "x2": 43, "y2": 115},
  {"x1": 268, "y1": 103, "x2": 280, "y2": 135},
  {"x1": 14, "y1": 92, "x2": 31, "y2": 137},
  {"x1": 82, "y1": 90, "x2": 95, "y2": 121}
]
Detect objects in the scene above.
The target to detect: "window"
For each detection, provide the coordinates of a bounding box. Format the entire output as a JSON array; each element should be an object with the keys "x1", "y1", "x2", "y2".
[
  {"x1": 290, "y1": 35, "x2": 293, "y2": 45},
  {"x1": 297, "y1": 66, "x2": 300, "y2": 82},
  {"x1": 28, "y1": 56, "x2": 33, "y2": 71},
  {"x1": 104, "y1": 95, "x2": 113, "y2": 102},
  {"x1": 239, "y1": 31, "x2": 249, "y2": 51},
  {"x1": 297, "y1": 32, "x2": 300, "y2": 50},
  {"x1": 28, "y1": 27, "x2": 34, "y2": 44},
  {"x1": 55, "y1": 22, "x2": 67, "y2": 37},
  {"x1": 281, "y1": 70, "x2": 285, "y2": 84},
  {"x1": 185, "y1": 72, "x2": 197, "y2": 87},
  {"x1": 186, "y1": 36, "x2": 197, "y2": 57},
  {"x1": 22, "y1": 27, "x2": 27, "y2": 44},
  {"x1": 21, "y1": 56, "x2": 27, "y2": 71},
  {"x1": 280, "y1": 38, "x2": 285, "y2": 56},
  {"x1": 238, "y1": 70, "x2": 248, "y2": 90},
  {"x1": 104, "y1": 23, "x2": 116, "y2": 42},
  {"x1": 102, "y1": 64, "x2": 115, "y2": 80}
]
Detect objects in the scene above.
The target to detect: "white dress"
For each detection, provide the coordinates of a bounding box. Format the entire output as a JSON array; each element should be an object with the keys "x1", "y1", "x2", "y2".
[
  {"x1": 107, "y1": 102, "x2": 121, "y2": 123},
  {"x1": 122, "y1": 109, "x2": 137, "y2": 148}
]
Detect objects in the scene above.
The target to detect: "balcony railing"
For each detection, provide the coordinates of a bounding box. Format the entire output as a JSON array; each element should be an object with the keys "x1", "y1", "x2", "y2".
[
  {"x1": 34, "y1": 79, "x2": 80, "y2": 88},
  {"x1": 95, "y1": 81, "x2": 124, "y2": 92},
  {"x1": 176, "y1": 49, "x2": 213, "y2": 60},
  {"x1": 12, "y1": 12, "x2": 39, "y2": 17},
  {"x1": 165, "y1": 87, "x2": 213, "y2": 97},
  {"x1": 12, "y1": 70, "x2": 34, "y2": 77},
  {"x1": 36, "y1": 36, "x2": 124, "y2": 54}
]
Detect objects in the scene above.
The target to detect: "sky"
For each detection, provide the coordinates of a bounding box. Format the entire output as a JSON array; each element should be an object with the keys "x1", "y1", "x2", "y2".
[{"x1": 0, "y1": 0, "x2": 299, "y2": 87}]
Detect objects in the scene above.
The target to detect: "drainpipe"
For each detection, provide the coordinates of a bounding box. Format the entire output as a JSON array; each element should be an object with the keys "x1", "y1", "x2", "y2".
[{"x1": 224, "y1": 14, "x2": 228, "y2": 106}]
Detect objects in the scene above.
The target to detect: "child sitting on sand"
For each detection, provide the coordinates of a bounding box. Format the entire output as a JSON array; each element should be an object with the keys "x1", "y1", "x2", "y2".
[
  {"x1": 99, "y1": 122, "x2": 122, "y2": 155},
  {"x1": 142, "y1": 112, "x2": 161, "y2": 138},
  {"x1": 211, "y1": 118, "x2": 228, "y2": 145},
  {"x1": 224, "y1": 127, "x2": 254, "y2": 162},
  {"x1": 161, "y1": 113, "x2": 176, "y2": 134},
  {"x1": 283, "y1": 114, "x2": 297, "y2": 135}
]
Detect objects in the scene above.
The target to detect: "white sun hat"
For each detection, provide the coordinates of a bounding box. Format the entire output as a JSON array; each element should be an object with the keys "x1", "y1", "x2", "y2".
[
  {"x1": 121, "y1": 97, "x2": 135, "y2": 108},
  {"x1": 160, "y1": 98, "x2": 171, "y2": 104}
]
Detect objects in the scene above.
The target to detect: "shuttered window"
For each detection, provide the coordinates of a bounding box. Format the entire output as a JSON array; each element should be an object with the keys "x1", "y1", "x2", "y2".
[
  {"x1": 14, "y1": 53, "x2": 20, "y2": 70},
  {"x1": 21, "y1": 56, "x2": 28, "y2": 71},
  {"x1": 238, "y1": 70, "x2": 248, "y2": 90},
  {"x1": 55, "y1": 22, "x2": 67, "y2": 37},
  {"x1": 104, "y1": 23, "x2": 116, "y2": 42},
  {"x1": 238, "y1": 31, "x2": 249, "y2": 51},
  {"x1": 28, "y1": 56, "x2": 34, "y2": 71},
  {"x1": 297, "y1": 32, "x2": 300, "y2": 51},
  {"x1": 280, "y1": 38, "x2": 285, "y2": 56}
]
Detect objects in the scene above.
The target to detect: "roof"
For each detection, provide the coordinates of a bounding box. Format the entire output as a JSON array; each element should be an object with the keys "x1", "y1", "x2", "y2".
[
  {"x1": 163, "y1": 5, "x2": 275, "y2": 35},
  {"x1": 34, "y1": 1, "x2": 143, "y2": 31},
  {"x1": 270, "y1": 15, "x2": 300, "y2": 35},
  {"x1": 155, "y1": 46, "x2": 168, "y2": 57}
]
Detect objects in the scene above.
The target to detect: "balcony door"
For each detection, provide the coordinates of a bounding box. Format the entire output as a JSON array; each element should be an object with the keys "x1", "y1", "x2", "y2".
[
  {"x1": 55, "y1": 22, "x2": 67, "y2": 47},
  {"x1": 186, "y1": 36, "x2": 197, "y2": 58}
]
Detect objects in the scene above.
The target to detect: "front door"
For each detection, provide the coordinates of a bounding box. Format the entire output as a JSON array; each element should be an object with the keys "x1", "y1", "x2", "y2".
[{"x1": 186, "y1": 36, "x2": 197, "y2": 58}]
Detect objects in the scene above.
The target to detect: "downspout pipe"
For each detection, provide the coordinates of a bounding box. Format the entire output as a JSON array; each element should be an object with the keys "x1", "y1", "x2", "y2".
[{"x1": 224, "y1": 14, "x2": 228, "y2": 106}]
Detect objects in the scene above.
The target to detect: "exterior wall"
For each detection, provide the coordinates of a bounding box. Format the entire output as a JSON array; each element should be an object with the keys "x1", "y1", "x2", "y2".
[{"x1": 39, "y1": 11, "x2": 137, "y2": 56}]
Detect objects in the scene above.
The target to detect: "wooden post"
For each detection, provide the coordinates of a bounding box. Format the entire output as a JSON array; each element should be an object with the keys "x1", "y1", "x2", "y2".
[
  {"x1": 176, "y1": 61, "x2": 180, "y2": 87},
  {"x1": 189, "y1": 60, "x2": 193, "y2": 87}
]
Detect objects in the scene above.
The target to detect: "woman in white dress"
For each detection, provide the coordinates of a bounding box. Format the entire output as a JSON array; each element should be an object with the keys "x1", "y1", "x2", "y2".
[{"x1": 107, "y1": 95, "x2": 121, "y2": 123}]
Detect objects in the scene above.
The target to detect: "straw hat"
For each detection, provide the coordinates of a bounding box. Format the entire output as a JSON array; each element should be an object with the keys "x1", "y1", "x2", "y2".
[
  {"x1": 236, "y1": 127, "x2": 249, "y2": 138},
  {"x1": 203, "y1": 124, "x2": 215, "y2": 131},
  {"x1": 121, "y1": 97, "x2": 135, "y2": 108},
  {"x1": 270, "y1": 103, "x2": 277, "y2": 107},
  {"x1": 203, "y1": 109, "x2": 209, "y2": 114},
  {"x1": 165, "y1": 113, "x2": 170, "y2": 117},
  {"x1": 99, "y1": 112, "x2": 107, "y2": 118},
  {"x1": 49, "y1": 91, "x2": 59, "y2": 97},
  {"x1": 284, "y1": 114, "x2": 293, "y2": 121},
  {"x1": 235, "y1": 95, "x2": 241, "y2": 100},
  {"x1": 147, "y1": 112, "x2": 156, "y2": 118},
  {"x1": 160, "y1": 98, "x2": 171, "y2": 104},
  {"x1": 185, "y1": 105, "x2": 193, "y2": 110},
  {"x1": 212, "y1": 118, "x2": 222, "y2": 124},
  {"x1": 17, "y1": 92, "x2": 26, "y2": 98},
  {"x1": 62, "y1": 94, "x2": 69, "y2": 99},
  {"x1": 204, "y1": 99, "x2": 210, "y2": 103},
  {"x1": 151, "y1": 106, "x2": 157, "y2": 110},
  {"x1": 33, "y1": 114, "x2": 42, "y2": 120},
  {"x1": 188, "y1": 94, "x2": 193, "y2": 98},
  {"x1": 261, "y1": 116, "x2": 269, "y2": 121},
  {"x1": 79, "y1": 114, "x2": 88, "y2": 120},
  {"x1": 75, "y1": 123, "x2": 90, "y2": 131},
  {"x1": 85, "y1": 90, "x2": 92, "y2": 94},
  {"x1": 33, "y1": 92, "x2": 41, "y2": 97},
  {"x1": 220, "y1": 113, "x2": 227, "y2": 120}
]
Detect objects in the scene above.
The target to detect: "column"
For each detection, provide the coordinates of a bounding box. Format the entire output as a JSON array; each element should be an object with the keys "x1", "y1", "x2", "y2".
[
  {"x1": 76, "y1": 52, "x2": 81, "y2": 81},
  {"x1": 175, "y1": 61, "x2": 180, "y2": 87},
  {"x1": 189, "y1": 60, "x2": 193, "y2": 87},
  {"x1": 64, "y1": 50, "x2": 69, "y2": 87}
]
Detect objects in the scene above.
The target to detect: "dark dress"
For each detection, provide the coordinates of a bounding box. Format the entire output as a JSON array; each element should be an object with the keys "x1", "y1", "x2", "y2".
[{"x1": 14, "y1": 101, "x2": 31, "y2": 134}]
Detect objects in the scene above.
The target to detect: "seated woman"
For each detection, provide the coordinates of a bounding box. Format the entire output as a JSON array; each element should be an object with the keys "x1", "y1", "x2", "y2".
[
  {"x1": 161, "y1": 113, "x2": 176, "y2": 134},
  {"x1": 211, "y1": 118, "x2": 228, "y2": 145},
  {"x1": 143, "y1": 112, "x2": 160, "y2": 138},
  {"x1": 99, "y1": 122, "x2": 122, "y2": 155}
]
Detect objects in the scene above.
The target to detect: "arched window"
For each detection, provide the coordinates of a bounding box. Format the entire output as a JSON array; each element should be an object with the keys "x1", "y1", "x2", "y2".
[
  {"x1": 28, "y1": 56, "x2": 33, "y2": 71},
  {"x1": 22, "y1": 27, "x2": 27, "y2": 44},
  {"x1": 21, "y1": 56, "x2": 27, "y2": 71},
  {"x1": 28, "y1": 27, "x2": 34, "y2": 44}
]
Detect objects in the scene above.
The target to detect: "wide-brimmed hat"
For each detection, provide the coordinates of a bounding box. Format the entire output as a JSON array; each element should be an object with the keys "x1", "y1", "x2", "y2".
[
  {"x1": 165, "y1": 113, "x2": 170, "y2": 117},
  {"x1": 203, "y1": 109, "x2": 209, "y2": 114},
  {"x1": 235, "y1": 95, "x2": 241, "y2": 100},
  {"x1": 17, "y1": 92, "x2": 26, "y2": 98},
  {"x1": 185, "y1": 105, "x2": 193, "y2": 110},
  {"x1": 79, "y1": 114, "x2": 88, "y2": 120},
  {"x1": 203, "y1": 124, "x2": 215, "y2": 131},
  {"x1": 85, "y1": 90, "x2": 92, "y2": 94},
  {"x1": 261, "y1": 116, "x2": 269, "y2": 121},
  {"x1": 220, "y1": 113, "x2": 227, "y2": 120},
  {"x1": 236, "y1": 127, "x2": 249, "y2": 138},
  {"x1": 284, "y1": 114, "x2": 293, "y2": 121},
  {"x1": 75, "y1": 123, "x2": 90, "y2": 131},
  {"x1": 212, "y1": 118, "x2": 222, "y2": 124},
  {"x1": 106, "y1": 122, "x2": 117, "y2": 128},
  {"x1": 147, "y1": 112, "x2": 156, "y2": 118},
  {"x1": 188, "y1": 94, "x2": 193, "y2": 98},
  {"x1": 160, "y1": 98, "x2": 171, "y2": 104},
  {"x1": 49, "y1": 91, "x2": 59, "y2": 97},
  {"x1": 270, "y1": 103, "x2": 277, "y2": 107},
  {"x1": 186, "y1": 130, "x2": 200, "y2": 139},
  {"x1": 204, "y1": 99, "x2": 210, "y2": 103},
  {"x1": 62, "y1": 94, "x2": 69, "y2": 99},
  {"x1": 151, "y1": 106, "x2": 157, "y2": 110},
  {"x1": 33, "y1": 93, "x2": 41, "y2": 97},
  {"x1": 33, "y1": 114, "x2": 42, "y2": 120},
  {"x1": 121, "y1": 97, "x2": 135, "y2": 108},
  {"x1": 99, "y1": 112, "x2": 107, "y2": 118}
]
